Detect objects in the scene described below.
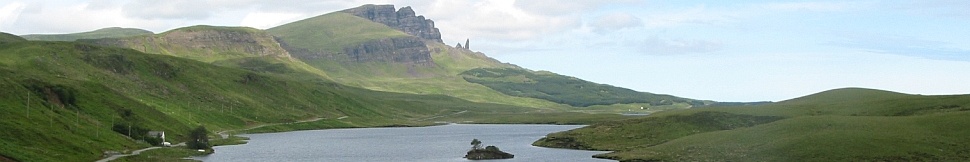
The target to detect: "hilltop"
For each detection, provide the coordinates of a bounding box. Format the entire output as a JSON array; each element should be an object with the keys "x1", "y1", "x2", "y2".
[
  {"x1": 21, "y1": 27, "x2": 153, "y2": 41},
  {"x1": 0, "y1": 32, "x2": 26, "y2": 43},
  {"x1": 534, "y1": 88, "x2": 970, "y2": 161}
]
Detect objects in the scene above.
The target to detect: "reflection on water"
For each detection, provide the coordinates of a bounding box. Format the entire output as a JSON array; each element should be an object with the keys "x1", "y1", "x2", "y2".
[{"x1": 194, "y1": 124, "x2": 612, "y2": 162}]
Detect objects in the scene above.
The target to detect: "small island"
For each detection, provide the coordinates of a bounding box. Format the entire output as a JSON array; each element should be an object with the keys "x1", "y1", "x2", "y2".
[{"x1": 464, "y1": 139, "x2": 514, "y2": 160}]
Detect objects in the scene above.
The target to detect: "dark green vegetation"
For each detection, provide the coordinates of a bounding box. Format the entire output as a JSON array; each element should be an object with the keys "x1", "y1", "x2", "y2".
[
  {"x1": 462, "y1": 68, "x2": 701, "y2": 107},
  {"x1": 0, "y1": 32, "x2": 26, "y2": 43},
  {"x1": 465, "y1": 139, "x2": 514, "y2": 160},
  {"x1": 0, "y1": 41, "x2": 544, "y2": 161},
  {"x1": 534, "y1": 88, "x2": 970, "y2": 161},
  {"x1": 21, "y1": 27, "x2": 153, "y2": 41}
]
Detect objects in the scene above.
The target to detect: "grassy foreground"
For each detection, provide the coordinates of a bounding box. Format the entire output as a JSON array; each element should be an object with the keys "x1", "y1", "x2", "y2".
[{"x1": 534, "y1": 88, "x2": 970, "y2": 161}]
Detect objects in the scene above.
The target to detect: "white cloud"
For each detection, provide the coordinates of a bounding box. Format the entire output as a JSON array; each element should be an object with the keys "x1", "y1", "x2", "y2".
[
  {"x1": 637, "y1": 36, "x2": 723, "y2": 55},
  {"x1": 513, "y1": 0, "x2": 639, "y2": 16},
  {"x1": 240, "y1": 12, "x2": 305, "y2": 29},
  {"x1": 0, "y1": 2, "x2": 27, "y2": 30},
  {"x1": 589, "y1": 12, "x2": 642, "y2": 33},
  {"x1": 424, "y1": 0, "x2": 581, "y2": 42},
  {"x1": 760, "y1": 2, "x2": 857, "y2": 12},
  {"x1": 643, "y1": 5, "x2": 738, "y2": 28}
]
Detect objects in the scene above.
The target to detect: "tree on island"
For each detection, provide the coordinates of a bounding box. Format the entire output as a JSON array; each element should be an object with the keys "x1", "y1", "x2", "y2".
[
  {"x1": 465, "y1": 139, "x2": 514, "y2": 160},
  {"x1": 471, "y1": 139, "x2": 483, "y2": 150}
]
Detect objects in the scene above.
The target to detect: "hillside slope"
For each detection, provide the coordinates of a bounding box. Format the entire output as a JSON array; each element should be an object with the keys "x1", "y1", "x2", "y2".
[
  {"x1": 267, "y1": 5, "x2": 565, "y2": 108},
  {"x1": 0, "y1": 41, "x2": 532, "y2": 161},
  {"x1": 21, "y1": 27, "x2": 153, "y2": 41},
  {"x1": 461, "y1": 68, "x2": 700, "y2": 107},
  {"x1": 0, "y1": 32, "x2": 27, "y2": 43},
  {"x1": 534, "y1": 88, "x2": 970, "y2": 161}
]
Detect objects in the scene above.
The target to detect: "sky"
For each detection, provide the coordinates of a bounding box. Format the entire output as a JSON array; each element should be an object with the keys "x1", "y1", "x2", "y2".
[{"x1": 2, "y1": 0, "x2": 970, "y2": 102}]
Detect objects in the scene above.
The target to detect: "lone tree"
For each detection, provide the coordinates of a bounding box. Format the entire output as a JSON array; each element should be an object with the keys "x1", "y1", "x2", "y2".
[
  {"x1": 471, "y1": 139, "x2": 483, "y2": 150},
  {"x1": 188, "y1": 126, "x2": 210, "y2": 149}
]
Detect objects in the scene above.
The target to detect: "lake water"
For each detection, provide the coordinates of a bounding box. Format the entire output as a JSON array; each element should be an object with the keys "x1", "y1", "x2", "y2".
[{"x1": 193, "y1": 124, "x2": 612, "y2": 162}]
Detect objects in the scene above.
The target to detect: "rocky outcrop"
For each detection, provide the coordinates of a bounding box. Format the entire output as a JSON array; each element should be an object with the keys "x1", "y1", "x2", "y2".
[
  {"x1": 343, "y1": 36, "x2": 432, "y2": 65},
  {"x1": 465, "y1": 146, "x2": 514, "y2": 160},
  {"x1": 81, "y1": 26, "x2": 291, "y2": 59},
  {"x1": 343, "y1": 5, "x2": 442, "y2": 43}
]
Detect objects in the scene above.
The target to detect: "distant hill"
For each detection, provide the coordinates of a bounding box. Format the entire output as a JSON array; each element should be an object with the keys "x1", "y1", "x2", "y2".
[
  {"x1": 534, "y1": 88, "x2": 970, "y2": 161},
  {"x1": 461, "y1": 68, "x2": 700, "y2": 107},
  {"x1": 0, "y1": 32, "x2": 27, "y2": 42},
  {"x1": 21, "y1": 27, "x2": 153, "y2": 41},
  {"x1": 80, "y1": 25, "x2": 291, "y2": 62}
]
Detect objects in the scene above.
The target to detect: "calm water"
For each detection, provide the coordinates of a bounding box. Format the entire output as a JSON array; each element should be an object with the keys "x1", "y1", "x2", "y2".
[{"x1": 193, "y1": 124, "x2": 612, "y2": 162}]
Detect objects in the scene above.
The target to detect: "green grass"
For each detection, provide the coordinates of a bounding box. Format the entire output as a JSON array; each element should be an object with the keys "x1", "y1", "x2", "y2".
[
  {"x1": 534, "y1": 88, "x2": 970, "y2": 161},
  {"x1": 21, "y1": 27, "x2": 152, "y2": 41},
  {"x1": 267, "y1": 12, "x2": 410, "y2": 54},
  {"x1": 0, "y1": 32, "x2": 26, "y2": 43},
  {"x1": 461, "y1": 67, "x2": 699, "y2": 107},
  {"x1": 78, "y1": 25, "x2": 290, "y2": 63},
  {"x1": 112, "y1": 146, "x2": 208, "y2": 162},
  {"x1": 0, "y1": 41, "x2": 555, "y2": 161},
  {"x1": 299, "y1": 42, "x2": 568, "y2": 109}
]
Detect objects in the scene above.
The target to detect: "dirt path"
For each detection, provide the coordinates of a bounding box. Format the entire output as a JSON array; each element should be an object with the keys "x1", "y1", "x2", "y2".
[
  {"x1": 96, "y1": 142, "x2": 185, "y2": 162},
  {"x1": 217, "y1": 117, "x2": 324, "y2": 139},
  {"x1": 416, "y1": 110, "x2": 468, "y2": 121}
]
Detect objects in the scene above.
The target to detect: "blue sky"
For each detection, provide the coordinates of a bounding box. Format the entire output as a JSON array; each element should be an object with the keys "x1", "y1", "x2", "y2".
[{"x1": 2, "y1": 0, "x2": 969, "y2": 101}]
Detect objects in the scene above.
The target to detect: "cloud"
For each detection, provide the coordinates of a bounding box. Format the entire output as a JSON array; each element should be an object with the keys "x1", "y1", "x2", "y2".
[
  {"x1": 423, "y1": 0, "x2": 581, "y2": 42},
  {"x1": 760, "y1": 2, "x2": 859, "y2": 12},
  {"x1": 828, "y1": 33, "x2": 970, "y2": 61},
  {"x1": 589, "y1": 12, "x2": 642, "y2": 33},
  {"x1": 643, "y1": 5, "x2": 738, "y2": 28},
  {"x1": 637, "y1": 36, "x2": 723, "y2": 55},
  {"x1": 513, "y1": 0, "x2": 639, "y2": 16},
  {"x1": 0, "y1": 2, "x2": 27, "y2": 30},
  {"x1": 121, "y1": 0, "x2": 239, "y2": 20},
  {"x1": 240, "y1": 12, "x2": 305, "y2": 29}
]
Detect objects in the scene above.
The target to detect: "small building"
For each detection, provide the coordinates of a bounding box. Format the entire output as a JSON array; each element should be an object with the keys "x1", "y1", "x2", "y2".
[{"x1": 147, "y1": 131, "x2": 166, "y2": 143}]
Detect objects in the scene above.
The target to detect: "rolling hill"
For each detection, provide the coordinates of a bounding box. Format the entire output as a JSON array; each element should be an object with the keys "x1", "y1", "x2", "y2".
[
  {"x1": 534, "y1": 88, "x2": 970, "y2": 161},
  {"x1": 0, "y1": 41, "x2": 543, "y2": 161},
  {"x1": 0, "y1": 32, "x2": 26, "y2": 43},
  {"x1": 21, "y1": 27, "x2": 153, "y2": 41}
]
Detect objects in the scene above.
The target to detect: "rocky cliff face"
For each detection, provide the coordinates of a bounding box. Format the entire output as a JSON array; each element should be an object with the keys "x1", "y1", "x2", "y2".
[
  {"x1": 343, "y1": 5, "x2": 443, "y2": 43},
  {"x1": 81, "y1": 26, "x2": 291, "y2": 60},
  {"x1": 343, "y1": 37, "x2": 433, "y2": 66}
]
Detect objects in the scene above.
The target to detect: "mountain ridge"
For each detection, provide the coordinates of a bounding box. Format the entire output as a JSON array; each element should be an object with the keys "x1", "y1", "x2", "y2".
[{"x1": 21, "y1": 27, "x2": 153, "y2": 41}]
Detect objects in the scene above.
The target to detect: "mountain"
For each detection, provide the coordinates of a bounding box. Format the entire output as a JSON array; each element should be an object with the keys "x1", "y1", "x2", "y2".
[
  {"x1": 80, "y1": 25, "x2": 291, "y2": 62},
  {"x1": 267, "y1": 5, "x2": 566, "y2": 108},
  {"x1": 0, "y1": 32, "x2": 26, "y2": 43},
  {"x1": 266, "y1": 4, "x2": 701, "y2": 110},
  {"x1": 21, "y1": 27, "x2": 153, "y2": 41},
  {"x1": 534, "y1": 88, "x2": 970, "y2": 161},
  {"x1": 342, "y1": 4, "x2": 443, "y2": 42},
  {"x1": 0, "y1": 41, "x2": 544, "y2": 161}
]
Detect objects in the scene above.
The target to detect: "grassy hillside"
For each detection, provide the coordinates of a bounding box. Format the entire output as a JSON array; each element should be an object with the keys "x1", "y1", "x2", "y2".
[
  {"x1": 267, "y1": 12, "x2": 410, "y2": 54},
  {"x1": 266, "y1": 10, "x2": 568, "y2": 109},
  {"x1": 302, "y1": 42, "x2": 569, "y2": 109},
  {"x1": 461, "y1": 67, "x2": 701, "y2": 107},
  {"x1": 0, "y1": 41, "x2": 541, "y2": 161},
  {"x1": 534, "y1": 88, "x2": 970, "y2": 161},
  {"x1": 79, "y1": 25, "x2": 291, "y2": 63},
  {"x1": 21, "y1": 27, "x2": 152, "y2": 41},
  {"x1": 0, "y1": 32, "x2": 26, "y2": 43}
]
